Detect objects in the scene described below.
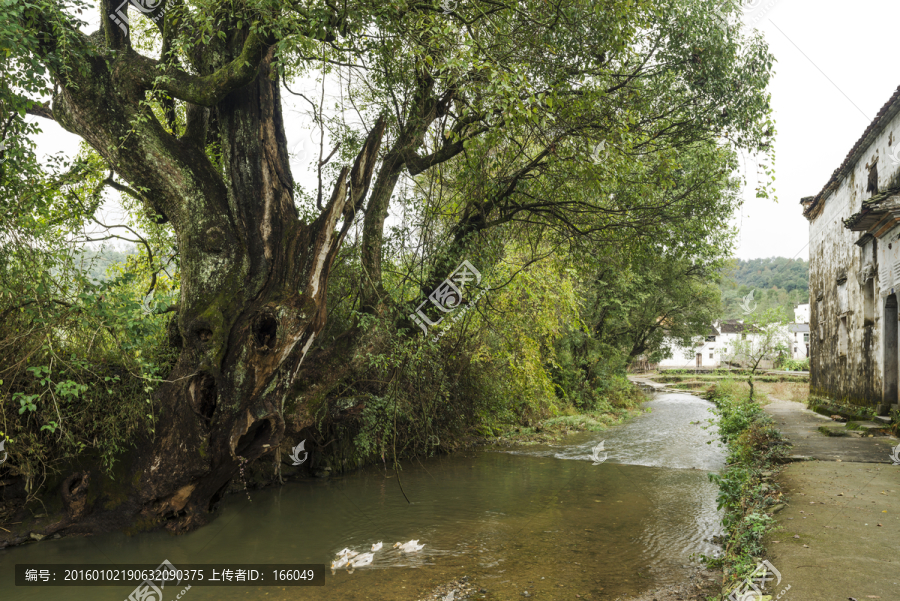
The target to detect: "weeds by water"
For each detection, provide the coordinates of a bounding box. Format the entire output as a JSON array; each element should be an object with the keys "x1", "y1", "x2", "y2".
[
  {"x1": 488, "y1": 384, "x2": 648, "y2": 445},
  {"x1": 701, "y1": 377, "x2": 789, "y2": 596},
  {"x1": 501, "y1": 406, "x2": 649, "y2": 444}
]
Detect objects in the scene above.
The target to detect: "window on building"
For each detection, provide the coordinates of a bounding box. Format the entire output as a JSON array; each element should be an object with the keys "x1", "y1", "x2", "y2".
[
  {"x1": 706, "y1": 335, "x2": 716, "y2": 342},
  {"x1": 804, "y1": 333, "x2": 809, "y2": 343},
  {"x1": 839, "y1": 316, "x2": 848, "y2": 356},
  {"x1": 867, "y1": 161, "x2": 879, "y2": 195},
  {"x1": 794, "y1": 347, "x2": 798, "y2": 353},
  {"x1": 709, "y1": 353, "x2": 714, "y2": 359},
  {"x1": 864, "y1": 277, "x2": 875, "y2": 326}
]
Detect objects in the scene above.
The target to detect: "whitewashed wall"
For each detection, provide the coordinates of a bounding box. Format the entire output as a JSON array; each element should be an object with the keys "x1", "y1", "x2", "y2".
[{"x1": 806, "y1": 106, "x2": 900, "y2": 406}]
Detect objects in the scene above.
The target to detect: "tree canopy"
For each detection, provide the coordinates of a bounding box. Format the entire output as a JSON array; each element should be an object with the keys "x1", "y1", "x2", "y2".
[{"x1": 0, "y1": 0, "x2": 775, "y2": 537}]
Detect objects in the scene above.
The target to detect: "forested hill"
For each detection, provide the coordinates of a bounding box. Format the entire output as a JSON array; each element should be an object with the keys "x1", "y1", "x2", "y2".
[
  {"x1": 77, "y1": 245, "x2": 134, "y2": 282},
  {"x1": 728, "y1": 257, "x2": 808, "y2": 292},
  {"x1": 719, "y1": 257, "x2": 809, "y2": 320}
]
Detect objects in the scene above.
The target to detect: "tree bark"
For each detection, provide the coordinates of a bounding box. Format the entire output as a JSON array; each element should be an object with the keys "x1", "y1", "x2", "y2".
[{"x1": 42, "y1": 14, "x2": 385, "y2": 532}]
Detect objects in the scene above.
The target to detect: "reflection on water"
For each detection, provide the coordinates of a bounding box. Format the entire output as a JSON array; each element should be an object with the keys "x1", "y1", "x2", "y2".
[{"x1": 0, "y1": 392, "x2": 724, "y2": 600}]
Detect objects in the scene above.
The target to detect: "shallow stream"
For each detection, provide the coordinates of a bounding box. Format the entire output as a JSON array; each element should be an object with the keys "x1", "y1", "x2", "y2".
[{"x1": 1, "y1": 390, "x2": 725, "y2": 600}]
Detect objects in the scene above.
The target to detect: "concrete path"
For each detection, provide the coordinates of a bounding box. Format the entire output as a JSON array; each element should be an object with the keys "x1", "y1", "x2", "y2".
[
  {"x1": 764, "y1": 398, "x2": 896, "y2": 463},
  {"x1": 762, "y1": 398, "x2": 900, "y2": 600}
]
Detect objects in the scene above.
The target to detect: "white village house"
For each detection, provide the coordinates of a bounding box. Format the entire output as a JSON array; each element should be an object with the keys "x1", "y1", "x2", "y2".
[
  {"x1": 788, "y1": 323, "x2": 810, "y2": 360},
  {"x1": 788, "y1": 302, "x2": 810, "y2": 361},
  {"x1": 658, "y1": 320, "x2": 769, "y2": 369},
  {"x1": 658, "y1": 317, "x2": 807, "y2": 369},
  {"x1": 657, "y1": 324, "x2": 722, "y2": 369},
  {"x1": 794, "y1": 303, "x2": 810, "y2": 324}
]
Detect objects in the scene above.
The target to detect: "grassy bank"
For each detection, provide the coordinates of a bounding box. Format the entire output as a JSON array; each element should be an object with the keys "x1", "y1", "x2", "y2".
[
  {"x1": 702, "y1": 378, "x2": 789, "y2": 597},
  {"x1": 491, "y1": 386, "x2": 649, "y2": 445},
  {"x1": 728, "y1": 379, "x2": 809, "y2": 405}
]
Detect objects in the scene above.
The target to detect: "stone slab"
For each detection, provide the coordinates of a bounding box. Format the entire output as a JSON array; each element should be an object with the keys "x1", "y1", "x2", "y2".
[{"x1": 764, "y1": 398, "x2": 897, "y2": 463}]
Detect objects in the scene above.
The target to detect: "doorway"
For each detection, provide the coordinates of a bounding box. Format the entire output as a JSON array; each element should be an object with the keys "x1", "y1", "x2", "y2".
[{"x1": 884, "y1": 294, "x2": 898, "y2": 413}]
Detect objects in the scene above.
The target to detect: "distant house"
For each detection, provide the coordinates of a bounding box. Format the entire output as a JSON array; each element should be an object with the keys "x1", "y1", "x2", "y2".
[
  {"x1": 794, "y1": 303, "x2": 810, "y2": 324},
  {"x1": 787, "y1": 323, "x2": 810, "y2": 360},
  {"x1": 801, "y1": 84, "x2": 900, "y2": 415},
  {"x1": 658, "y1": 319, "x2": 769, "y2": 369},
  {"x1": 716, "y1": 319, "x2": 755, "y2": 354},
  {"x1": 658, "y1": 324, "x2": 722, "y2": 369}
]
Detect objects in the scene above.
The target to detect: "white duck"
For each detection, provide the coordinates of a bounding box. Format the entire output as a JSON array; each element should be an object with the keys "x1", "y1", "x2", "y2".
[
  {"x1": 371, "y1": 541, "x2": 383, "y2": 552},
  {"x1": 394, "y1": 539, "x2": 425, "y2": 553},
  {"x1": 350, "y1": 552, "x2": 374, "y2": 567},
  {"x1": 331, "y1": 555, "x2": 350, "y2": 570},
  {"x1": 591, "y1": 440, "x2": 608, "y2": 465},
  {"x1": 337, "y1": 547, "x2": 358, "y2": 558}
]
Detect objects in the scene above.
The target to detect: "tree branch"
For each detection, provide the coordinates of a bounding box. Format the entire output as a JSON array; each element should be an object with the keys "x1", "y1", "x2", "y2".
[
  {"x1": 126, "y1": 31, "x2": 270, "y2": 106},
  {"x1": 25, "y1": 101, "x2": 54, "y2": 120}
]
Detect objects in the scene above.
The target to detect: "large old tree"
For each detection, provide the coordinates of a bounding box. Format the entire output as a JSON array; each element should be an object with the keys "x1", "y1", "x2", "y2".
[{"x1": 0, "y1": 0, "x2": 773, "y2": 535}]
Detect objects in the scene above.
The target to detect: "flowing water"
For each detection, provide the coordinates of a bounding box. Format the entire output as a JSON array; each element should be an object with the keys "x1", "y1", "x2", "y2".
[{"x1": 1, "y1": 390, "x2": 725, "y2": 600}]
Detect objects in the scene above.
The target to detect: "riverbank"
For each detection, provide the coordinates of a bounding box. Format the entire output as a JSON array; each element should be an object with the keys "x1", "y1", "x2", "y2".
[
  {"x1": 2, "y1": 382, "x2": 729, "y2": 601},
  {"x1": 0, "y1": 378, "x2": 651, "y2": 549},
  {"x1": 695, "y1": 378, "x2": 789, "y2": 597},
  {"x1": 477, "y1": 405, "x2": 650, "y2": 447},
  {"x1": 653, "y1": 367, "x2": 900, "y2": 600}
]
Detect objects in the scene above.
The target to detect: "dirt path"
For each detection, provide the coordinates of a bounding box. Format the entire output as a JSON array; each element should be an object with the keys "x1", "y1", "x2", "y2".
[{"x1": 763, "y1": 398, "x2": 900, "y2": 600}]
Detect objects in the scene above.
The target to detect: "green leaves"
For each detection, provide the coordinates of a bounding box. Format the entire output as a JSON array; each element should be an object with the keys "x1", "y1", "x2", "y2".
[
  {"x1": 56, "y1": 379, "x2": 88, "y2": 400},
  {"x1": 705, "y1": 379, "x2": 787, "y2": 588},
  {"x1": 15, "y1": 393, "x2": 39, "y2": 414}
]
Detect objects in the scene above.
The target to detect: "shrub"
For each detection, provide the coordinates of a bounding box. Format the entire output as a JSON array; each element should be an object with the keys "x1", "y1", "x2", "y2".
[{"x1": 777, "y1": 357, "x2": 809, "y2": 371}]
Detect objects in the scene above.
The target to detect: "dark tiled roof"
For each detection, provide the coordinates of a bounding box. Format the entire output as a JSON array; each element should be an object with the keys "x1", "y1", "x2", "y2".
[
  {"x1": 718, "y1": 319, "x2": 747, "y2": 334},
  {"x1": 803, "y1": 84, "x2": 900, "y2": 220},
  {"x1": 708, "y1": 325, "x2": 721, "y2": 336},
  {"x1": 843, "y1": 186, "x2": 900, "y2": 230},
  {"x1": 788, "y1": 323, "x2": 810, "y2": 333}
]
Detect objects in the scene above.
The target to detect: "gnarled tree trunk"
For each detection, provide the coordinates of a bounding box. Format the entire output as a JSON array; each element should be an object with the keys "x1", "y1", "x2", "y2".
[{"x1": 42, "y1": 8, "x2": 385, "y2": 531}]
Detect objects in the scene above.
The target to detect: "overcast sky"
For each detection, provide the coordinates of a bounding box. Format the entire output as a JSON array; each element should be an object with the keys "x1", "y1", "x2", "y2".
[
  {"x1": 734, "y1": 0, "x2": 899, "y2": 261},
  {"x1": 28, "y1": 0, "x2": 898, "y2": 262}
]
